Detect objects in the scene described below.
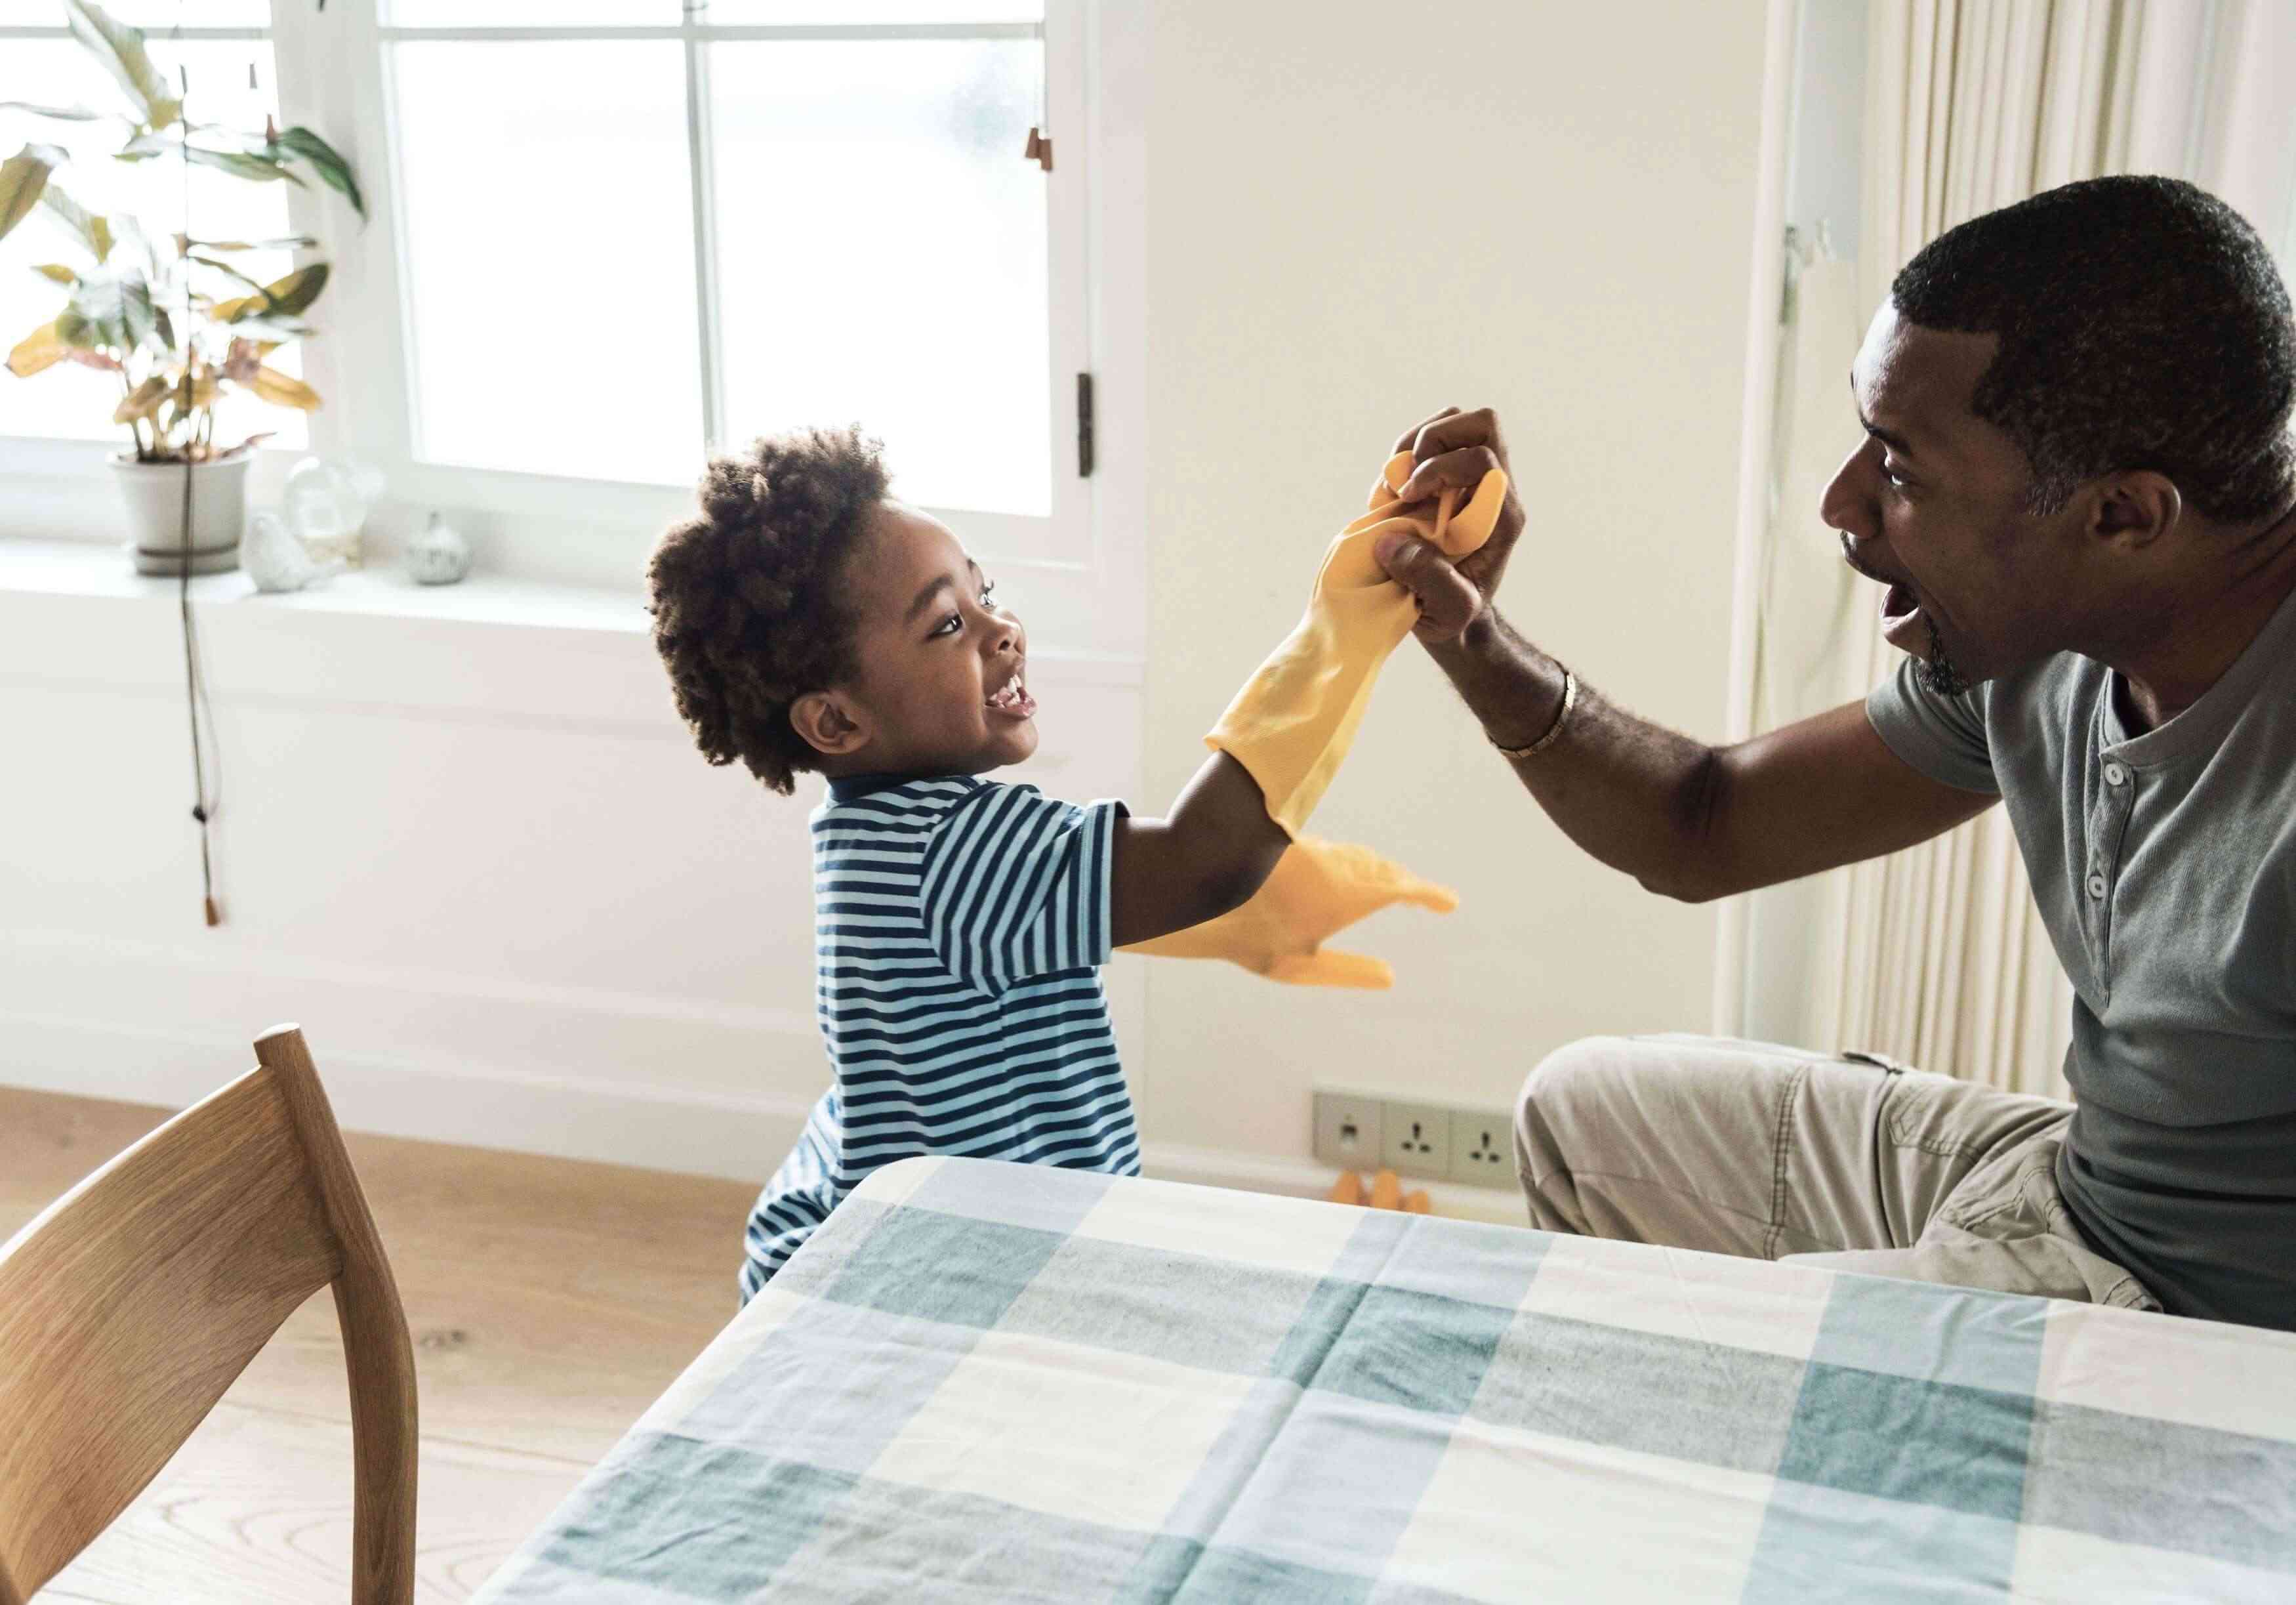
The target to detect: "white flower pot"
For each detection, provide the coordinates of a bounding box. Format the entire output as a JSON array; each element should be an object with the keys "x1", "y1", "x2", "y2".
[{"x1": 110, "y1": 451, "x2": 253, "y2": 577}]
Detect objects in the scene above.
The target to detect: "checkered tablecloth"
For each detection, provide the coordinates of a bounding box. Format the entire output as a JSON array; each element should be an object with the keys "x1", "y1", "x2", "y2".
[{"x1": 476, "y1": 1156, "x2": 2296, "y2": 1602}]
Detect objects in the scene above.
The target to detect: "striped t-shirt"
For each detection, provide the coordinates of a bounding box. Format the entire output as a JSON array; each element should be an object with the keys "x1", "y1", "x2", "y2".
[{"x1": 741, "y1": 773, "x2": 1139, "y2": 1299}]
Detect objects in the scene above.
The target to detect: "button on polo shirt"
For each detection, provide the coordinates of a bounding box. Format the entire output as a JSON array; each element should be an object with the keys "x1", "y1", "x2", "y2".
[{"x1": 1866, "y1": 581, "x2": 2296, "y2": 1332}]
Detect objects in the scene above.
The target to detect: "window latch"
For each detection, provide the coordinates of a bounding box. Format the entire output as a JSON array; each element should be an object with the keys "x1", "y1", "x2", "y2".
[{"x1": 1024, "y1": 125, "x2": 1053, "y2": 173}]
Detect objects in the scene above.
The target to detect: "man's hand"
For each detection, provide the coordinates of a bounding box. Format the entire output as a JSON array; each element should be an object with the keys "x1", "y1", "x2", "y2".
[{"x1": 1370, "y1": 407, "x2": 1526, "y2": 643}]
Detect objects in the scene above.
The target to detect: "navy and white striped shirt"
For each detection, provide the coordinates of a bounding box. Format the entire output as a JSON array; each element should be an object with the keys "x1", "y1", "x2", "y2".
[{"x1": 741, "y1": 774, "x2": 1139, "y2": 1299}]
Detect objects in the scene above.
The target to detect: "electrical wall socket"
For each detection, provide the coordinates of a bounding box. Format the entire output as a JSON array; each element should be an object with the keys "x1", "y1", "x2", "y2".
[
  {"x1": 1449, "y1": 1108, "x2": 1512, "y2": 1186},
  {"x1": 1311, "y1": 1091, "x2": 1384, "y2": 1171},
  {"x1": 1382, "y1": 1102, "x2": 1452, "y2": 1180},
  {"x1": 1313, "y1": 1088, "x2": 1517, "y2": 1188}
]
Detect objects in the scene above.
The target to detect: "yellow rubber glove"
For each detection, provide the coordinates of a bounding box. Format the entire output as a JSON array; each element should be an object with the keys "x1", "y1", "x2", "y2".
[
  {"x1": 1120, "y1": 835, "x2": 1456, "y2": 989},
  {"x1": 1208, "y1": 451, "x2": 1509, "y2": 837}
]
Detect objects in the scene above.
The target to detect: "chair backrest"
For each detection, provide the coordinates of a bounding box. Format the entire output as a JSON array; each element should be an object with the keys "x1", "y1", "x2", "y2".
[{"x1": 0, "y1": 1025, "x2": 417, "y2": 1604}]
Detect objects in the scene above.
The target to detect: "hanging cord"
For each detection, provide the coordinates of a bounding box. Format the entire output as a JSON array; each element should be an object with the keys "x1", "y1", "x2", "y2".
[{"x1": 171, "y1": 40, "x2": 223, "y2": 926}]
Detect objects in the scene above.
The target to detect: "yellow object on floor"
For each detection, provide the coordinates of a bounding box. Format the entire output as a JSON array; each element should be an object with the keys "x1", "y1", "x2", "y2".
[
  {"x1": 1209, "y1": 451, "x2": 1509, "y2": 837},
  {"x1": 1121, "y1": 835, "x2": 1456, "y2": 988},
  {"x1": 1326, "y1": 1168, "x2": 1433, "y2": 1214}
]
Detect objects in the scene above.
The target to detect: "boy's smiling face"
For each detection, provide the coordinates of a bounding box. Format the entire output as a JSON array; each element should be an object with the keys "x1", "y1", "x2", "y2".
[{"x1": 793, "y1": 501, "x2": 1038, "y2": 778}]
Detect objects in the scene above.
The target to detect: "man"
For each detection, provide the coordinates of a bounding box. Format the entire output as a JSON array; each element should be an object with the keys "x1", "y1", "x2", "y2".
[{"x1": 1377, "y1": 175, "x2": 2296, "y2": 1331}]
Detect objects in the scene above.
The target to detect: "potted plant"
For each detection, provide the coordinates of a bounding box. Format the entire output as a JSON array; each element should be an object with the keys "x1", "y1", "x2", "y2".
[{"x1": 0, "y1": 0, "x2": 362, "y2": 575}]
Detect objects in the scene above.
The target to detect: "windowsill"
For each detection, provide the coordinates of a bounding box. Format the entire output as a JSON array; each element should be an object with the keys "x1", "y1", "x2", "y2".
[
  {"x1": 0, "y1": 534, "x2": 1145, "y2": 685},
  {"x1": 0, "y1": 534, "x2": 651, "y2": 636}
]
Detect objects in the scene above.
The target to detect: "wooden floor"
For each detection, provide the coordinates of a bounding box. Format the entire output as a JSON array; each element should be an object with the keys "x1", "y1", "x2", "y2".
[{"x1": 0, "y1": 1085, "x2": 761, "y2": 1603}]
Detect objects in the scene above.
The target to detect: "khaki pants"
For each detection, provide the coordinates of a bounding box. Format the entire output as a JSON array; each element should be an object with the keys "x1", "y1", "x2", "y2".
[{"x1": 1514, "y1": 1033, "x2": 2159, "y2": 1311}]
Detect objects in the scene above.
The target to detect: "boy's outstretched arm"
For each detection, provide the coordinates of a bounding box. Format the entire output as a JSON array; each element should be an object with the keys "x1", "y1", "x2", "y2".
[{"x1": 1111, "y1": 753, "x2": 1290, "y2": 946}]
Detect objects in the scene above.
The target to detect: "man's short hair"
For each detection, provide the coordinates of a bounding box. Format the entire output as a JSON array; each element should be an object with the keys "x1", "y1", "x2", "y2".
[{"x1": 1892, "y1": 175, "x2": 2296, "y2": 523}]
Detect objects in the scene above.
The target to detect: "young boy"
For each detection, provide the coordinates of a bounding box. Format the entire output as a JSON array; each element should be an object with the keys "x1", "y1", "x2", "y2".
[{"x1": 649, "y1": 426, "x2": 1290, "y2": 1299}]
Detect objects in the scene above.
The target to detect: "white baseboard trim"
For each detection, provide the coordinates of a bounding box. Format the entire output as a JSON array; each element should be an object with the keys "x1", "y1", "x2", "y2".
[
  {"x1": 0, "y1": 1009, "x2": 810, "y2": 1184},
  {"x1": 1139, "y1": 1142, "x2": 1532, "y2": 1226},
  {"x1": 1, "y1": 1011, "x2": 1533, "y2": 1224}
]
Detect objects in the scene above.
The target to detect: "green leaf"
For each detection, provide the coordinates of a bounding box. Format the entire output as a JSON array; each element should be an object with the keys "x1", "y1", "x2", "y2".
[
  {"x1": 110, "y1": 214, "x2": 157, "y2": 276},
  {"x1": 272, "y1": 126, "x2": 365, "y2": 221},
  {"x1": 41, "y1": 184, "x2": 113, "y2": 264},
  {"x1": 113, "y1": 373, "x2": 169, "y2": 424},
  {"x1": 117, "y1": 274, "x2": 157, "y2": 349},
  {"x1": 0, "y1": 144, "x2": 64, "y2": 247},
  {"x1": 215, "y1": 262, "x2": 329, "y2": 324},
  {"x1": 114, "y1": 130, "x2": 171, "y2": 162},
  {"x1": 246, "y1": 364, "x2": 321, "y2": 411},
  {"x1": 0, "y1": 102, "x2": 108, "y2": 123},
  {"x1": 64, "y1": 1, "x2": 182, "y2": 131},
  {"x1": 66, "y1": 276, "x2": 127, "y2": 350},
  {"x1": 63, "y1": 270, "x2": 157, "y2": 354},
  {"x1": 184, "y1": 146, "x2": 305, "y2": 186},
  {"x1": 262, "y1": 261, "x2": 328, "y2": 317},
  {"x1": 184, "y1": 235, "x2": 316, "y2": 253},
  {"x1": 188, "y1": 252, "x2": 268, "y2": 292},
  {"x1": 221, "y1": 314, "x2": 314, "y2": 344},
  {"x1": 32, "y1": 262, "x2": 78, "y2": 284}
]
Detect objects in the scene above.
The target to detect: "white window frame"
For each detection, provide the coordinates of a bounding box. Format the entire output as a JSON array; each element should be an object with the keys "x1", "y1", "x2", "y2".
[{"x1": 4, "y1": 1, "x2": 1140, "y2": 659}]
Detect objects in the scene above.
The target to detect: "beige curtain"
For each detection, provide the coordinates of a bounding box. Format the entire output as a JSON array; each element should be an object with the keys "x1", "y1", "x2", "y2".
[
  {"x1": 1749, "y1": 1, "x2": 2296, "y2": 1096},
  {"x1": 1772, "y1": 0, "x2": 2196, "y2": 1099}
]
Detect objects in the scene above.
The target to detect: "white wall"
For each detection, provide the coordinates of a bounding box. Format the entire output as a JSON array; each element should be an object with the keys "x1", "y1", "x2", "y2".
[
  {"x1": 1135, "y1": 2, "x2": 1770, "y2": 1159},
  {"x1": 0, "y1": 0, "x2": 1775, "y2": 1209},
  {"x1": 0, "y1": 553, "x2": 1143, "y2": 1184}
]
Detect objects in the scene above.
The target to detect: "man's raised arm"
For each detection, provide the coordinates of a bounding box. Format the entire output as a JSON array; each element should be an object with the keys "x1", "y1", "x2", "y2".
[{"x1": 1378, "y1": 408, "x2": 1994, "y2": 902}]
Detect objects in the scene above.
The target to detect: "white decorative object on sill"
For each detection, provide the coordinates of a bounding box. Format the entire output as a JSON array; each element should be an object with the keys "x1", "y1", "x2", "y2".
[
  {"x1": 112, "y1": 452, "x2": 253, "y2": 577},
  {"x1": 405, "y1": 512, "x2": 471, "y2": 585},
  {"x1": 283, "y1": 456, "x2": 386, "y2": 568},
  {"x1": 244, "y1": 510, "x2": 346, "y2": 594}
]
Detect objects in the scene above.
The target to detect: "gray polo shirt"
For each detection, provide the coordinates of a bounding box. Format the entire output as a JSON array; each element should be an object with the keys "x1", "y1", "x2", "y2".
[{"x1": 1867, "y1": 583, "x2": 2296, "y2": 1332}]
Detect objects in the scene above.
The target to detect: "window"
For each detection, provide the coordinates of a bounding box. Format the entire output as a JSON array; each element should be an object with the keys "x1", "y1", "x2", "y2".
[
  {"x1": 327, "y1": 0, "x2": 1087, "y2": 572},
  {"x1": 382, "y1": 4, "x2": 1056, "y2": 518},
  {"x1": 5, "y1": 0, "x2": 1105, "y2": 603}
]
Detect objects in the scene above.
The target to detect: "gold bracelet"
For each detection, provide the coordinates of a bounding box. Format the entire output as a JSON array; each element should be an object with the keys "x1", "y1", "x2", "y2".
[{"x1": 1491, "y1": 667, "x2": 1578, "y2": 759}]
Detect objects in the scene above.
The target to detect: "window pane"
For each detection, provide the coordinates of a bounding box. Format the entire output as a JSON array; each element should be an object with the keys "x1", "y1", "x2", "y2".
[
  {"x1": 710, "y1": 39, "x2": 1049, "y2": 515},
  {"x1": 391, "y1": 41, "x2": 703, "y2": 482},
  {"x1": 703, "y1": 3, "x2": 1043, "y2": 22},
  {"x1": 384, "y1": 2, "x2": 682, "y2": 26},
  {"x1": 0, "y1": 36, "x2": 304, "y2": 451}
]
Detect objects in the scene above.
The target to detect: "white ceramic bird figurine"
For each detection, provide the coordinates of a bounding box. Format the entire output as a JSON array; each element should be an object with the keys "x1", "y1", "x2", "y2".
[{"x1": 243, "y1": 509, "x2": 344, "y2": 594}]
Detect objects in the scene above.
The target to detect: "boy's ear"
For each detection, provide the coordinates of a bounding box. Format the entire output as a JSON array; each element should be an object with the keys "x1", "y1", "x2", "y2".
[{"x1": 790, "y1": 691, "x2": 870, "y2": 758}]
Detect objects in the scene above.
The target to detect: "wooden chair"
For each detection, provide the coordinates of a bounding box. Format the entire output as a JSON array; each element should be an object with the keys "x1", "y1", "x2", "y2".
[{"x1": 0, "y1": 1025, "x2": 417, "y2": 1604}]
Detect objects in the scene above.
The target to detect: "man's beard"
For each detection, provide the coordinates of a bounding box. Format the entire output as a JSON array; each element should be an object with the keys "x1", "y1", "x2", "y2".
[{"x1": 1916, "y1": 614, "x2": 1969, "y2": 697}]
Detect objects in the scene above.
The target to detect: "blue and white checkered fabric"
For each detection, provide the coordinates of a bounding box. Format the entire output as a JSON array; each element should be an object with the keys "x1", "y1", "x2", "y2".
[{"x1": 476, "y1": 1157, "x2": 2296, "y2": 1603}]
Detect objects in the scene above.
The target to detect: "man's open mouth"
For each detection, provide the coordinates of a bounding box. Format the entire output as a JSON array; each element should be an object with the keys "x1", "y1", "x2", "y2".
[
  {"x1": 1840, "y1": 532, "x2": 1927, "y2": 638},
  {"x1": 985, "y1": 663, "x2": 1036, "y2": 720}
]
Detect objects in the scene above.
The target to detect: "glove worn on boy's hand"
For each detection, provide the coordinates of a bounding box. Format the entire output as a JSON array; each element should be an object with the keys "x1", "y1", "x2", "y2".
[
  {"x1": 1209, "y1": 451, "x2": 1510, "y2": 837},
  {"x1": 1120, "y1": 835, "x2": 1457, "y2": 989}
]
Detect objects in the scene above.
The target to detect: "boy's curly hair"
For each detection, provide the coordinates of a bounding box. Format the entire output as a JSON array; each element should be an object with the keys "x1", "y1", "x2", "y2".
[{"x1": 647, "y1": 426, "x2": 890, "y2": 794}]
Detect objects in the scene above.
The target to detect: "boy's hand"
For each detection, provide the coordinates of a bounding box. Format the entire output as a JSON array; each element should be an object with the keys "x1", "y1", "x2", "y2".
[
  {"x1": 1120, "y1": 836, "x2": 1456, "y2": 988},
  {"x1": 1374, "y1": 407, "x2": 1528, "y2": 643}
]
